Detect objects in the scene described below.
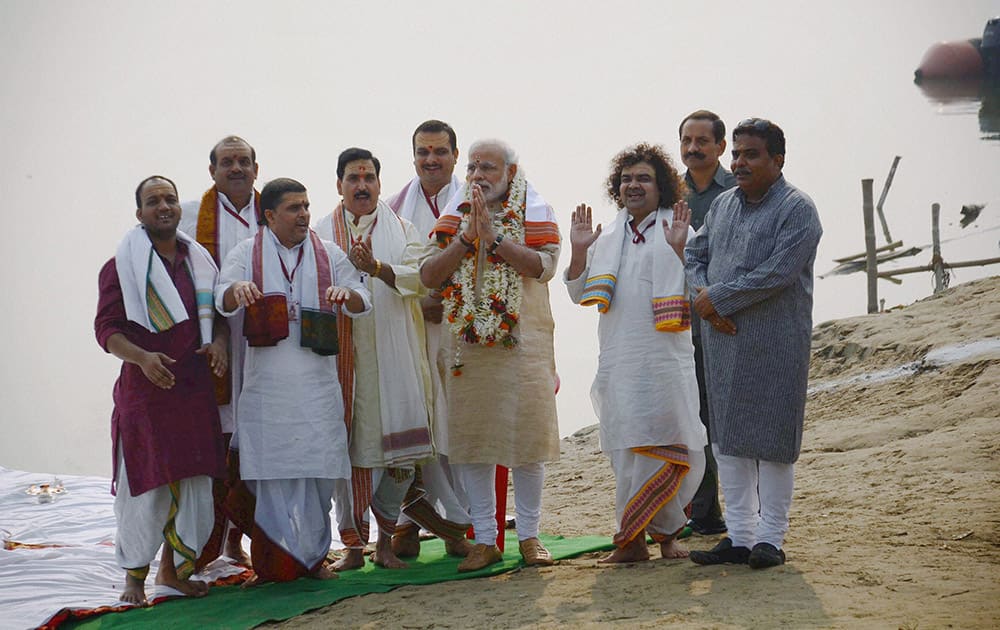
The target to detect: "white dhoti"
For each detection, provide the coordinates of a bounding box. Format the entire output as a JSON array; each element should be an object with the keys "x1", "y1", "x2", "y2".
[
  {"x1": 250, "y1": 478, "x2": 351, "y2": 570},
  {"x1": 113, "y1": 444, "x2": 214, "y2": 577}
]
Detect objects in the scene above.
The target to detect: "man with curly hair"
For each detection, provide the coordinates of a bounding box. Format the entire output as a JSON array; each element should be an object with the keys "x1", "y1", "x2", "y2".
[
  {"x1": 565, "y1": 143, "x2": 707, "y2": 562},
  {"x1": 420, "y1": 139, "x2": 561, "y2": 572},
  {"x1": 686, "y1": 119, "x2": 822, "y2": 569}
]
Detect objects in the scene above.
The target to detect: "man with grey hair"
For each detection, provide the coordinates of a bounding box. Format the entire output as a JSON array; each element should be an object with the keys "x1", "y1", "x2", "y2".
[{"x1": 420, "y1": 139, "x2": 562, "y2": 572}]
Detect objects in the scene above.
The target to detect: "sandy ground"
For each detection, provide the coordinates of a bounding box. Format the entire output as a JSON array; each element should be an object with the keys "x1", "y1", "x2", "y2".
[{"x1": 275, "y1": 276, "x2": 1000, "y2": 629}]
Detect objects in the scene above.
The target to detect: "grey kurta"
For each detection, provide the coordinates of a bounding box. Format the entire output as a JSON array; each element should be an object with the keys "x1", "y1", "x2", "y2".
[{"x1": 685, "y1": 176, "x2": 822, "y2": 464}]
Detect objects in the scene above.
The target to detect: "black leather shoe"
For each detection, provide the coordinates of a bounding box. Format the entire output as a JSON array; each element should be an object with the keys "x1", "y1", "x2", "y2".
[
  {"x1": 689, "y1": 538, "x2": 750, "y2": 565},
  {"x1": 687, "y1": 518, "x2": 728, "y2": 536},
  {"x1": 748, "y1": 543, "x2": 785, "y2": 569}
]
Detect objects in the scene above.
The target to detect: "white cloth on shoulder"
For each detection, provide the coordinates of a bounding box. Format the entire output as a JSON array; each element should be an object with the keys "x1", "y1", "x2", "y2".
[
  {"x1": 388, "y1": 174, "x2": 463, "y2": 224},
  {"x1": 580, "y1": 207, "x2": 690, "y2": 332},
  {"x1": 114, "y1": 226, "x2": 218, "y2": 345}
]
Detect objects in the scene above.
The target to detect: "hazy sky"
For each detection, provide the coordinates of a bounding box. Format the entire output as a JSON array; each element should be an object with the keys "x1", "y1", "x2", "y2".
[{"x1": 1, "y1": 1, "x2": 997, "y2": 477}]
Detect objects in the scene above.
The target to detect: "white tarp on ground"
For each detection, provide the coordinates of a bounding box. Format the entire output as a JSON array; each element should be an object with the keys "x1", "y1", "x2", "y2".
[{"x1": 0, "y1": 466, "x2": 247, "y2": 630}]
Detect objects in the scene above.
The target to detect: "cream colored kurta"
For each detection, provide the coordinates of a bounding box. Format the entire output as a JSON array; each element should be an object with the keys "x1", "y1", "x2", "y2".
[
  {"x1": 438, "y1": 242, "x2": 561, "y2": 467},
  {"x1": 316, "y1": 206, "x2": 434, "y2": 468},
  {"x1": 387, "y1": 178, "x2": 460, "y2": 454}
]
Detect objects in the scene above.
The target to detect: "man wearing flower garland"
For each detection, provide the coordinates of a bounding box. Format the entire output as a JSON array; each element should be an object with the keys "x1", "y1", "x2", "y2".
[
  {"x1": 565, "y1": 143, "x2": 707, "y2": 563},
  {"x1": 421, "y1": 139, "x2": 561, "y2": 572},
  {"x1": 386, "y1": 120, "x2": 473, "y2": 560},
  {"x1": 180, "y1": 135, "x2": 262, "y2": 567},
  {"x1": 314, "y1": 148, "x2": 445, "y2": 571}
]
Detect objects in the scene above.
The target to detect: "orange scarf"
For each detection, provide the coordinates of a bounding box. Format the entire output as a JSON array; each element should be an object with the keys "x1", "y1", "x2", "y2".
[{"x1": 193, "y1": 187, "x2": 262, "y2": 404}]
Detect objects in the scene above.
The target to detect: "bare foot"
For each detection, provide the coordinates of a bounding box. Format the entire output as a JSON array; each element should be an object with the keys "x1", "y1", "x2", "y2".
[
  {"x1": 156, "y1": 546, "x2": 209, "y2": 597},
  {"x1": 660, "y1": 536, "x2": 689, "y2": 559},
  {"x1": 155, "y1": 572, "x2": 210, "y2": 597},
  {"x1": 224, "y1": 527, "x2": 251, "y2": 566},
  {"x1": 331, "y1": 548, "x2": 365, "y2": 572},
  {"x1": 121, "y1": 573, "x2": 149, "y2": 605},
  {"x1": 309, "y1": 563, "x2": 339, "y2": 580},
  {"x1": 599, "y1": 535, "x2": 651, "y2": 564},
  {"x1": 240, "y1": 574, "x2": 261, "y2": 589},
  {"x1": 372, "y1": 535, "x2": 408, "y2": 569}
]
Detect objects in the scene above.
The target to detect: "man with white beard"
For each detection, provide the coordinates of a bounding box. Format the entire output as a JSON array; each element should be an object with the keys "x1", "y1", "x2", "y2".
[{"x1": 421, "y1": 139, "x2": 561, "y2": 572}]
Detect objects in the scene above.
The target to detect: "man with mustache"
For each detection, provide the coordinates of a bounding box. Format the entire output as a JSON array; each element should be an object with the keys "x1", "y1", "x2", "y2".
[
  {"x1": 386, "y1": 120, "x2": 473, "y2": 560},
  {"x1": 565, "y1": 143, "x2": 707, "y2": 563},
  {"x1": 217, "y1": 177, "x2": 370, "y2": 583},
  {"x1": 96, "y1": 176, "x2": 227, "y2": 604},
  {"x1": 180, "y1": 135, "x2": 262, "y2": 566},
  {"x1": 677, "y1": 110, "x2": 736, "y2": 538},
  {"x1": 314, "y1": 148, "x2": 439, "y2": 571},
  {"x1": 421, "y1": 139, "x2": 562, "y2": 572},
  {"x1": 685, "y1": 119, "x2": 822, "y2": 569}
]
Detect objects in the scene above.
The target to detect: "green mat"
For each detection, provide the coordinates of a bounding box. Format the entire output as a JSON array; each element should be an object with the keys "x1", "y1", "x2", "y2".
[{"x1": 64, "y1": 533, "x2": 614, "y2": 629}]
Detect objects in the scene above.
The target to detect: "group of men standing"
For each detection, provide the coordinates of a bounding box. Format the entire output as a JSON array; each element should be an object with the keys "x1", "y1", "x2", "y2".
[{"x1": 96, "y1": 110, "x2": 820, "y2": 605}]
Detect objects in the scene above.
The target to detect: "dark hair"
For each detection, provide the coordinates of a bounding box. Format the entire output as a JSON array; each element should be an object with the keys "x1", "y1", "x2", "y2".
[
  {"x1": 678, "y1": 109, "x2": 726, "y2": 143},
  {"x1": 135, "y1": 175, "x2": 179, "y2": 208},
  {"x1": 336, "y1": 147, "x2": 381, "y2": 179},
  {"x1": 210, "y1": 136, "x2": 256, "y2": 165},
  {"x1": 259, "y1": 178, "x2": 307, "y2": 225},
  {"x1": 606, "y1": 143, "x2": 687, "y2": 208},
  {"x1": 411, "y1": 119, "x2": 458, "y2": 153},
  {"x1": 732, "y1": 118, "x2": 786, "y2": 156}
]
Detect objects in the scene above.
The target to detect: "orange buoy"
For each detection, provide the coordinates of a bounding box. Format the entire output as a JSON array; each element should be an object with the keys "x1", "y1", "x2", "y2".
[{"x1": 915, "y1": 40, "x2": 984, "y2": 81}]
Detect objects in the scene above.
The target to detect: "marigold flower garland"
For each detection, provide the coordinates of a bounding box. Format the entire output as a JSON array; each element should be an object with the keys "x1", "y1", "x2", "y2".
[{"x1": 442, "y1": 172, "x2": 527, "y2": 375}]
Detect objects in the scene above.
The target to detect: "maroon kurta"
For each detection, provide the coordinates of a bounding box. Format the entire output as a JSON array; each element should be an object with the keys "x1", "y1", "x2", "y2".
[{"x1": 95, "y1": 242, "x2": 225, "y2": 496}]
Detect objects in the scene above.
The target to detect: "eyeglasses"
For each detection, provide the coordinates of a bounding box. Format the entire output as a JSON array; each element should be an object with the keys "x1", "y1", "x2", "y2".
[{"x1": 735, "y1": 118, "x2": 772, "y2": 132}]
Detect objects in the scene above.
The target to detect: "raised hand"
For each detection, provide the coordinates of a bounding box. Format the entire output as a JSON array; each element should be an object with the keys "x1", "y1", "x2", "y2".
[
  {"x1": 471, "y1": 184, "x2": 496, "y2": 243},
  {"x1": 570, "y1": 204, "x2": 602, "y2": 254},
  {"x1": 567, "y1": 203, "x2": 602, "y2": 282},
  {"x1": 350, "y1": 235, "x2": 376, "y2": 274},
  {"x1": 664, "y1": 200, "x2": 692, "y2": 251}
]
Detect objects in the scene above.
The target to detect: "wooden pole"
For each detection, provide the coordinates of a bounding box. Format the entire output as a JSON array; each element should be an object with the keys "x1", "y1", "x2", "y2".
[
  {"x1": 832, "y1": 240, "x2": 904, "y2": 263},
  {"x1": 877, "y1": 256, "x2": 1000, "y2": 278},
  {"x1": 875, "y1": 156, "x2": 901, "y2": 243},
  {"x1": 931, "y1": 202, "x2": 945, "y2": 293},
  {"x1": 863, "y1": 179, "x2": 878, "y2": 313}
]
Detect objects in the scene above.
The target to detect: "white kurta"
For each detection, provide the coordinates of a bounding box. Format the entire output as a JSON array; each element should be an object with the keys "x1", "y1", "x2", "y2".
[
  {"x1": 565, "y1": 211, "x2": 706, "y2": 453},
  {"x1": 181, "y1": 190, "x2": 259, "y2": 434},
  {"x1": 216, "y1": 233, "x2": 371, "y2": 481}
]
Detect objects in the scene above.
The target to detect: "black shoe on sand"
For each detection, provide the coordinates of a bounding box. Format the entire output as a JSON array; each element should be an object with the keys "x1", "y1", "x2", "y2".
[
  {"x1": 748, "y1": 543, "x2": 785, "y2": 569},
  {"x1": 689, "y1": 538, "x2": 750, "y2": 565}
]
